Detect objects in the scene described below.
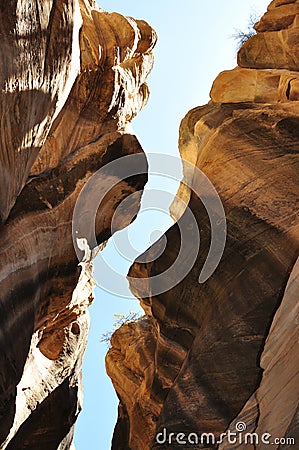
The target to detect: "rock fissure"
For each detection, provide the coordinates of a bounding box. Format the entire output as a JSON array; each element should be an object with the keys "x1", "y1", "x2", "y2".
[
  {"x1": 0, "y1": 0, "x2": 298, "y2": 449},
  {"x1": 106, "y1": 1, "x2": 299, "y2": 449}
]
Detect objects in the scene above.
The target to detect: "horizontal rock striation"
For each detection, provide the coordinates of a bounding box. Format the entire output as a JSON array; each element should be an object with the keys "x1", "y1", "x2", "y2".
[
  {"x1": 107, "y1": 1, "x2": 299, "y2": 449},
  {"x1": 238, "y1": 0, "x2": 299, "y2": 71},
  {"x1": 0, "y1": 1, "x2": 155, "y2": 448}
]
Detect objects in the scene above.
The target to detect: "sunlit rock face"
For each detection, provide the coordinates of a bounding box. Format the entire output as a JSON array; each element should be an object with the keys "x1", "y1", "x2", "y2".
[
  {"x1": 0, "y1": 0, "x2": 156, "y2": 447},
  {"x1": 107, "y1": 1, "x2": 299, "y2": 449},
  {"x1": 238, "y1": 0, "x2": 299, "y2": 71}
]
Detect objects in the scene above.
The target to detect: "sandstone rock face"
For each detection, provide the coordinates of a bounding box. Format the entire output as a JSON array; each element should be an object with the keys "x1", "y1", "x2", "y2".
[
  {"x1": 218, "y1": 257, "x2": 299, "y2": 450},
  {"x1": 0, "y1": 1, "x2": 155, "y2": 448},
  {"x1": 107, "y1": 2, "x2": 299, "y2": 449},
  {"x1": 0, "y1": 0, "x2": 82, "y2": 224},
  {"x1": 107, "y1": 317, "x2": 158, "y2": 450},
  {"x1": 238, "y1": 0, "x2": 299, "y2": 70},
  {"x1": 210, "y1": 67, "x2": 299, "y2": 103}
]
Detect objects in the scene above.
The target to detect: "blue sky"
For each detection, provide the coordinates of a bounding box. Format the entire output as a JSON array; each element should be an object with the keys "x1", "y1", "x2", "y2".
[{"x1": 74, "y1": 1, "x2": 270, "y2": 449}]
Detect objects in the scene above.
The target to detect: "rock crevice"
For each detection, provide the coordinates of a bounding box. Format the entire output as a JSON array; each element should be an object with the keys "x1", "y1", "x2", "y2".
[{"x1": 107, "y1": 1, "x2": 299, "y2": 449}]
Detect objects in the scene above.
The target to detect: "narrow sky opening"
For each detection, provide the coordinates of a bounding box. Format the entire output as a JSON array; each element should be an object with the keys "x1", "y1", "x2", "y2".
[{"x1": 74, "y1": 1, "x2": 270, "y2": 449}]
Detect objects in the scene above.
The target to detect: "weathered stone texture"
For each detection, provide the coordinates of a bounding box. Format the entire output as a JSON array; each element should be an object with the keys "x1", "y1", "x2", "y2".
[
  {"x1": 0, "y1": 1, "x2": 155, "y2": 448},
  {"x1": 107, "y1": 2, "x2": 299, "y2": 449},
  {"x1": 238, "y1": 0, "x2": 299, "y2": 70}
]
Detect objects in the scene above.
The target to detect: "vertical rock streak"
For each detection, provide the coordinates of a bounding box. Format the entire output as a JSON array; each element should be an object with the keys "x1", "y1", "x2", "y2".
[{"x1": 0, "y1": 0, "x2": 156, "y2": 447}]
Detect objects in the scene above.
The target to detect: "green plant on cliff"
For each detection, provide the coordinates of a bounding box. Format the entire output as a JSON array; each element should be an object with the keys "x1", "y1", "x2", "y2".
[{"x1": 100, "y1": 311, "x2": 142, "y2": 347}]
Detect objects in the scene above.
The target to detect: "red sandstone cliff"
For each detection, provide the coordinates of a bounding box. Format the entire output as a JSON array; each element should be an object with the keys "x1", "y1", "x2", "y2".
[
  {"x1": 0, "y1": 1, "x2": 155, "y2": 448},
  {"x1": 107, "y1": 1, "x2": 299, "y2": 449},
  {"x1": 0, "y1": 1, "x2": 298, "y2": 449}
]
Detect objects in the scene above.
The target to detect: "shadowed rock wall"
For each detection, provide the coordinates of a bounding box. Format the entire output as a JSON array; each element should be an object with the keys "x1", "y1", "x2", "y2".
[
  {"x1": 0, "y1": 1, "x2": 156, "y2": 448},
  {"x1": 107, "y1": 1, "x2": 299, "y2": 449}
]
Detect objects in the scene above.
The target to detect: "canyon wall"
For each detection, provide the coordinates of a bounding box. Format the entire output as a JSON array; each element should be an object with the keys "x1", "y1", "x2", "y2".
[
  {"x1": 0, "y1": 1, "x2": 155, "y2": 448},
  {"x1": 107, "y1": 1, "x2": 299, "y2": 449},
  {"x1": 1, "y1": 1, "x2": 298, "y2": 449}
]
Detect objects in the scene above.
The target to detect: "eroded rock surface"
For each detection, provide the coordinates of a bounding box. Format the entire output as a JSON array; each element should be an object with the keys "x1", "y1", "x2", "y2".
[
  {"x1": 107, "y1": 1, "x2": 299, "y2": 449},
  {"x1": 0, "y1": 1, "x2": 156, "y2": 448},
  {"x1": 238, "y1": 0, "x2": 299, "y2": 70},
  {"x1": 218, "y1": 257, "x2": 299, "y2": 449}
]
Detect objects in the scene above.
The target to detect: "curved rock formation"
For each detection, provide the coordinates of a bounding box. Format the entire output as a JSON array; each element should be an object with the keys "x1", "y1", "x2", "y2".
[
  {"x1": 0, "y1": 1, "x2": 155, "y2": 448},
  {"x1": 107, "y1": 1, "x2": 299, "y2": 449}
]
